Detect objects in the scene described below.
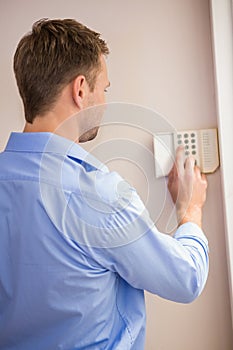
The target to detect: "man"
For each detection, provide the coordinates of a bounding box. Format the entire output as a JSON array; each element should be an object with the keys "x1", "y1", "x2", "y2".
[{"x1": 0, "y1": 19, "x2": 208, "y2": 349}]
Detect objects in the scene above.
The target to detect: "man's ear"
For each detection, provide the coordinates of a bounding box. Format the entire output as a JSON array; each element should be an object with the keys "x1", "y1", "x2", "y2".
[{"x1": 72, "y1": 75, "x2": 88, "y2": 109}]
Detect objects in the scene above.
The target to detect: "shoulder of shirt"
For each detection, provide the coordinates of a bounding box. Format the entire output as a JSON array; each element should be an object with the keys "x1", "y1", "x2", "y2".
[{"x1": 62, "y1": 153, "x2": 135, "y2": 205}]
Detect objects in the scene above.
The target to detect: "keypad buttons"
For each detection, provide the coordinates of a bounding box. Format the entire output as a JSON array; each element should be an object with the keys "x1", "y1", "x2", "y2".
[{"x1": 175, "y1": 130, "x2": 199, "y2": 167}]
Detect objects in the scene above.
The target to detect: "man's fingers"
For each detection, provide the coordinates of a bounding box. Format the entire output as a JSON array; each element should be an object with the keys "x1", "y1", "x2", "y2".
[
  {"x1": 201, "y1": 172, "x2": 208, "y2": 187},
  {"x1": 193, "y1": 166, "x2": 208, "y2": 188},
  {"x1": 175, "y1": 146, "x2": 185, "y2": 174},
  {"x1": 194, "y1": 165, "x2": 202, "y2": 178},
  {"x1": 184, "y1": 156, "x2": 195, "y2": 172}
]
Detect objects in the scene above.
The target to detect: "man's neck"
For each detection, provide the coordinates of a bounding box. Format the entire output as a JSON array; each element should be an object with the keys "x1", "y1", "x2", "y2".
[
  {"x1": 23, "y1": 110, "x2": 81, "y2": 144},
  {"x1": 23, "y1": 121, "x2": 54, "y2": 133}
]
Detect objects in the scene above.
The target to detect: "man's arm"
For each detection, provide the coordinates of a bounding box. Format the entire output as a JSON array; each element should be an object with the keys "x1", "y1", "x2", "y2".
[
  {"x1": 86, "y1": 146, "x2": 209, "y2": 302},
  {"x1": 68, "y1": 147, "x2": 209, "y2": 303}
]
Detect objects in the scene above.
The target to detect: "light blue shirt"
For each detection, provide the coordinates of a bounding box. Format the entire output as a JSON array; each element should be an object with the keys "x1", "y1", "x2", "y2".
[{"x1": 0, "y1": 132, "x2": 209, "y2": 350}]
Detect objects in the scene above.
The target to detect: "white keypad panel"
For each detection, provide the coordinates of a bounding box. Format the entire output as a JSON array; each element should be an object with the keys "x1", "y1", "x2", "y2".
[{"x1": 153, "y1": 128, "x2": 219, "y2": 178}]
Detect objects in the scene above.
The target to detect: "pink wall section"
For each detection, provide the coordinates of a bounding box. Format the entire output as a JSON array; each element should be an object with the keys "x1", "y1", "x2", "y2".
[{"x1": 0, "y1": 0, "x2": 232, "y2": 348}]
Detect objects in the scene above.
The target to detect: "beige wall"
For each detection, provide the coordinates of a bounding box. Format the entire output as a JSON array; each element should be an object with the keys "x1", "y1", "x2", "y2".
[{"x1": 0, "y1": 0, "x2": 232, "y2": 348}]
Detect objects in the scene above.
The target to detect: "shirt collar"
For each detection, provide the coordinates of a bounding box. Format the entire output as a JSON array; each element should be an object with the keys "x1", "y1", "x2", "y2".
[{"x1": 5, "y1": 132, "x2": 108, "y2": 173}]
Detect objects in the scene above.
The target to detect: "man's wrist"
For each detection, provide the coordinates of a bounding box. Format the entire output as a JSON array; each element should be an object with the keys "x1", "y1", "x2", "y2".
[{"x1": 177, "y1": 205, "x2": 203, "y2": 228}]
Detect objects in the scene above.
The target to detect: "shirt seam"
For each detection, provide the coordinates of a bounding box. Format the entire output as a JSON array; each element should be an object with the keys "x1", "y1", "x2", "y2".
[{"x1": 115, "y1": 276, "x2": 134, "y2": 346}]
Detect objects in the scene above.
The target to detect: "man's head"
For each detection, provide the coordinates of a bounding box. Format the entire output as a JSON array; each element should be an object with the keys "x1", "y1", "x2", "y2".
[{"x1": 13, "y1": 18, "x2": 110, "y2": 136}]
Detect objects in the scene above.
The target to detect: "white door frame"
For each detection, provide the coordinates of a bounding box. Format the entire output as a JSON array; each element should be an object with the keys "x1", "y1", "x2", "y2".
[{"x1": 210, "y1": 0, "x2": 233, "y2": 327}]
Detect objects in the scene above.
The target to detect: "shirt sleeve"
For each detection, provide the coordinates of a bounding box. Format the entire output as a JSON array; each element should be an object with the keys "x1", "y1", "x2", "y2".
[{"x1": 88, "y1": 182, "x2": 209, "y2": 304}]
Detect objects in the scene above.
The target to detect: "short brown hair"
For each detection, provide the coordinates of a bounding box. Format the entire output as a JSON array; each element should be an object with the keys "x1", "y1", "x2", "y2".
[{"x1": 13, "y1": 18, "x2": 109, "y2": 123}]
